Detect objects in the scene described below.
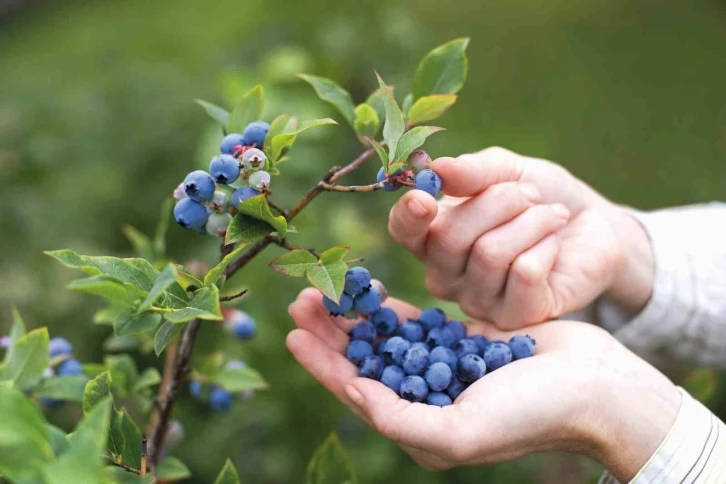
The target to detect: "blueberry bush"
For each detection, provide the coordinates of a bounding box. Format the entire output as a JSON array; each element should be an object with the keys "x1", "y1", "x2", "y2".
[{"x1": 0, "y1": 38, "x2": 471, "y2": 483}]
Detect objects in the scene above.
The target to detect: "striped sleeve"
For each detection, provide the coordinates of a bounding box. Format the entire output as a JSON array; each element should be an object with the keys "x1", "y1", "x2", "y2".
[{"x1": 599, "y1": 388, "x2": 726, "y2": 483}]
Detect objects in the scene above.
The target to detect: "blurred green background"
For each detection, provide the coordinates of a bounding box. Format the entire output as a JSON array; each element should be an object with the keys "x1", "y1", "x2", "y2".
[{"x1": 2, "y1": 0, "x2": 725, "y2": 482}]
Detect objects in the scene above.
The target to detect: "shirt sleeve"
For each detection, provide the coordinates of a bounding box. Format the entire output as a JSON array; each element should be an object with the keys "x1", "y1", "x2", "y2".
[
  {"x1": 599, "y1": 387, "x2": 726, "y2": 484},
  {"x1": 595, "y1": 202, "x2": 726, "y2": 369}
]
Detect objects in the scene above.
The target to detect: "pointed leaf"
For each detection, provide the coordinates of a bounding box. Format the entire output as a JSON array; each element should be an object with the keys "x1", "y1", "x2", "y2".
[
  {"x1": 204, "y1": 243, "x2": 251, "y2": 287},
  {"x1": 306, "y1": 260, "x2": 348, "y2": 302},
  {"x1": 393, "y1": 126, "x2": 444, "y2": 162},
  {"x1": 319, "y1": 246, "x2": 350, "y2": 264},
  {"x1": 374, "y1": 72, "x2": 405, "y2": 163},
  {"x1": 35, "y1": 376, "x2": 88, "y2": 402},
  {"x1": 114, "y1": 311, "x2": 162, "y2": 337},
  {"x1": 365, "y1": 85, "x2": 394, "y2": 126},
  {"x1": 123, "y1": 225, "x2": 155, "y2": 261},
  {"x1": 216, "y1": 366, "x2": 268, "y2": 392},
  {"x1": 235, "y1": 194, "x2": 288, "y2": 237},
  {"x1": 213, "y1": 459, "x2": 240, "y2": 484},
  {"x1": 362, "y1": 137, "x2": 388, "y2": 172},
  {"x1": 195, "y1": 99, "x2": 231, "y2": 127},
  {"x1": 353, "y1": 103, "x2": 379, "y2": 139},
  {"x1": 137, "y1": 264, "x2": 179, "y2": 313},
  {"x1": 47, "y1": 424, "x2": 70, "y2": 457},
  {"x1": 269, "y1": 118, "x2": 338, "y2": 162},
  {"x1": 175, "y1": 264, "x2": 203, "y2": 290},
  {"x1": 298, "y1": 74, "x2": 356, "y2": 125},
  {"x1": 412, "y1": 38, "x2": 469, "y2": 100},
  {"x1": 154, "y1": 321, "x2": 185, "y2": 356},
  {"x1": 105, "y1": 354, "x2": 139, "y2": 395},
  {"x1": 1, "y1": 328, "x2": 49, "y2": 391},
  {"x1": 401, "y1": 93, "x2": 413, "y2": 118},
  {"x1": 111, "y1": 409, "x2": 142, "y2": 469},
  {"x1": 407, "y1": 94, "x2": 457, "y2": 125},
  {"x1": 164, "y1": 286, "x2": 223, "y2": 323},
  {"x1": 226, "y1": 85, "x2": 264, "y2": 134},
  {"x1": 158, "y1": 457, "x2": 192, "y2": 481},
  {"x1": 306, "y1": 433, "x2": 357, "y2": 484},
  {"x1": 225, "y1": 213, "x2": 274, "y2": 246},
  {"x1": 269, "y1": 250, "x2": 318, "y2": 278},
  {"x1": 264, "y1": 114, "x2": 293, "y2": 149},
  {"x1": 133, "y1": 368, "x2": 161, "y2": 393},
  {"x1": 83, "y1": 371, "x2": 112, "y2": 415},
  {"x1": 4, "y1": 308, "x2": 27, "y2": 365},
  {"x1": 68, "y1": 275, "x2": 138, "y2": 304}
]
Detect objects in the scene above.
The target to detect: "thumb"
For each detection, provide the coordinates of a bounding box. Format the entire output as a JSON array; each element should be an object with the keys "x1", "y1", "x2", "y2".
[{"x1": 432, "y1": 147, "x2": 524, "y2": 198}]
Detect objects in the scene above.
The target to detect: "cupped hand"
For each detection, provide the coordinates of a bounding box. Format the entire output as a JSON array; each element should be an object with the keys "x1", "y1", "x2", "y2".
[
  {"x1": 388, "y1": 147, "x2": 654, "y2": 329},
  {"x1": 286, "y1": 288, "x2": 680, "y2": 481}
]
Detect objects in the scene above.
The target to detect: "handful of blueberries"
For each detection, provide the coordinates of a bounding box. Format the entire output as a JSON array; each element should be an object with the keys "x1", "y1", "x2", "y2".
[{"x1": 330, "y1": 267, "x2": 536, "y2": 407}]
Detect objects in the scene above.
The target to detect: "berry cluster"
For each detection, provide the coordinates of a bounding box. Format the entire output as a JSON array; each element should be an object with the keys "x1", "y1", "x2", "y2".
[
  {"x1": 376, "y1": 150, "x2": 443, "y2": 197},
  {"x1": 42, "y1": 337, "x2": 86, "y2": 408},
  {"x1": 173, "y1": 120, "x2": 271, "y2": 236},
  {"x1": 188, "y1": 360, "x2": 253, "y2": 412}
]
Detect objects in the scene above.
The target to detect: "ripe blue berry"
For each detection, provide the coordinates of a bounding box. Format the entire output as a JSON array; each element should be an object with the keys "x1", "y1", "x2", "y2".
[
  {"x1": 407, "y1": 150, "x2": 432, "y2": 173},
  {"x1": 370, "y1": 307, "x2": 398, "y2": 336},
  {"x1": 209, "y1": 387, "x2": 232, "y2": 412},
  {"x1": 508, "y1": 335, "x2": 536, "y2": 360},
  {"x1": 174, "y1": 198, "x2": 209, "y2": 231},
  {"x1": 483, "y1": 341, "x2": 513, "y2": 370},
  {"x1": 418, "y1": 307, "x2": 446, "y2": 331},
  {"x1": 452, "y1": 338, "x2": 479, "y2": 358},
  {"x1": 402, "y1": 345, "x2": 430, "y2": 375},
  {"x1": 206, "y1": 212, "x2": 233, "y2": 237},
  {"x1": 426, "y1": 392, "x2": 453, "y2": 407},
  {"x1": 220, "y1": 133, "x2": 247, "y2": 155},
  {"x1": 209, "y1": 155, "x2": 240, "y2": 184},
  {"x1": 165, "y1": 420, "x2": 185, "y2": 448},
  {"x1": 184, "y1": 170, "x2": 216, "y2": 203},
  {"x1": 344, "y1": 267, "x2": 371, "y2": 296},
  {"x1": 249, "y1": 170, "x2": 271, "y2": 190},
  {"x1": 382, "y1": 336, "x2": 411, "y2": 366},
  {"x1": 358, "y1": 355, "x2": 383, "y2": 380},
  {"x1": 414, "y1": 168, "x2": 442, "y2": 197},
  {"x1": 426, "y1": 326, "x2": 455, "y2": 348},
  {"x1": 345, "y1": 340, "x2": 373, "y2": 365},
  {"x1": 242, "y1": 121, "x2": 270, "y2": 148},
  {"x1": 322, "y1": 293, "x2": 353, "y2": 316},
  {"x1": 224, "y1": 309, "x2": 256, "y2": 339},
  {"x1": 400, "y1": 375, "x2": 429, "y2": 402},
  {"x1": 380, "y1": 365, "x2": 406, "y2": 393},
  {"x1": 242, "y1": 148, "x2": 266, "y2": 171},
  {"x1": 470, "y1": 335, "x2": 489, "y2": 355},
  {"x1": 447, "y1": 320, "x2": 467, "y2": 342},
  {"x1": 48, "y1": 337, "x2": 73, "y2": 358},
  {"x1": 376, "y1": 167, "x2": 404, "y2": 192},
  {"x1": 376, "y1": 338, "x2": 389, "y2": 357},
  {"x1": 410, "y1": 342, "x2": 428, "y2": 351},
  {"x1": 446, "y1": 376, "x2": 468, "y2": 401},
  {"x1": 457, "y1": 354, "x2": 487, "y2": 383},
  {"x1": 353, "y1": 288, "x2": 382, "y2": 316},
  {"x1": 370, "y1": 279, "x2": 388, "y2": 302},
  {"x1": 189, "y1": 381, "x2": 202, "y2": 398},
  {"x1": 397, "y1": 320, "x2": 425, "y2": 343},
  {"x1": 429, "y1": 346, "x2": 457, "y2": 372},
  {"x1": 350, "y1": 321, "x2": 377, "y2": 344},
  {"x1": 57, "y1": 359, "x2": 84, "y2": 376},
  {"x1": 231, "y1": 186, "x2": 260, "y2": 208},
  {"x1": 424, "y1": 361, "x2": 452, "y2": 392}
]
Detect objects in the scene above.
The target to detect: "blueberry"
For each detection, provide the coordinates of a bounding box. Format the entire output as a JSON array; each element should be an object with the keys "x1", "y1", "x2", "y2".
[
  {"x1": 249, "y1": 170, "x2": 271, "y2": 190},
  {"x1": 446, "y1": 376, "x2": 468, "y2": 401},
  {"x1": 189, "y1": 380, "x2": 202, "y2": 398},
  {"x1": 382, "y1": 336, "x2": 411, "y2": 366},
  {"x1": 174, "y1": 198, "x2": 209, "y2": 231},
  {"x1": 376, "y1": 338, "x2": 389, "y2": 357},
  {"x1": 452, "y1": 338, "x2": 479, "y2": 358},
  {"x1": 173, "y1": 182, "x2": 187, "y2": 201},
  {"x1": 376, "y1": 167, "x2": 404, "y2": 192},
  {"x1": 400, "y1": 375, "x2": 429, "y2": 402},
  {"x1": 483, "y1": 341, "x2": 513, "y2": 370},
  {"x1": 470, "y1": 335, "x2": 489, "y2": 355},
  {"x1": 322, "y1": 293, "x2": 353, "y2": 316},
  {"x1": 344, "y1": 267, "x2": 371, "y2": 296},
  {"x1": 345, "y1": 340, "x2": 374, "y2": 365},
  {"x1": 380, "y1": 365, "x2": 406, "y2": 393},
  {"x1": 457, "y1": 354, "x2": 487, "y2": 383},
  {"x1": 231, "y1": 186, "x2": 261, "y2": 208},
  {"x1": 418, "y1": 307, "x2": 446, "y2": 331},
  {"x1": 224, "y1": 309, "x2": 256, "y2": 339},
  {"x1": 407, "y1": 150, "x2": 432, "y2": 173},
  {"x1": 242, "y1": 121, "x2": 270, "y2": 148},
  {"x1": 447, "y1": 320, "x2": 467, "y2": 341},
  {"x1": 410, "y1": 342, "x2": 429, "y2": 351},
  {"x1": 350, "y1": 321, "x2": 377, "y2": 344},
  {"x1": 209, "y1": 190, "x2": 230, "y2": 212},
  {"x1": 401, "y1": 345, "x2": 430, "y2": 375},
  {"x1": 369, "y1": 279, "x2": 388, "y2": 302},
  {"x1": 358, "y1": 355, "x2": 383, "y2": 380},
  {"x1": 370, "y1": 307, "x2": 398, "y2": 336},
  {"x1": 224, "y1": 360, "x2": 247, "y2": 371},
  {"x1": 508, "y1": 335, "x2": 536, "y2": 360},
  {"x1": 242, "y1": 148, "x2": 266, "y2": 171},
  {"x1": 424, "y1": 361, "x2": 452, "y2": 392},
  {"x1": 184, "y1": 170, "x2": 216, "y2": 203},
  {"x1": 426, "y1": 392, "x2": 453, "y2": 407},
  {"x1": 353, "y1": 288, "x2": 382, "y2": 316},
  {"x1": 209, "y1": 155, "x2": 241, "y2": 185},
  {"x1": 209, "y1": 387, "x2": 233, "y2": 412},
  {"x1": 220, "y1": 133, "x2": 247, "y2": 155},
  {"x1": 426, "y1": 326, "x2": 455, "y2": 348},
  {"x1": 206, "y1": 212, "x2": 233, "y2": 237},
  {"x1": 48, "y1": 337, "x2": 73, "y2": 358},
  {"x1": 397, "y1": 320, "x2": 425, "y2": 343},
  {"x1": 57, "y1": 359, "x2": 84, "y2": 376},
  {"x1": 164, "y1": 420, "x2": 185, "y2": 448},
  {"x1": 41, "y1": 397, "x2": 64, "y2": 409},
  {"x1": 428, "y1": 346, "x2": 457, "y2": 372},
  {"x1": 414, "y1": 169, "x2": 442, "y2": 197}
]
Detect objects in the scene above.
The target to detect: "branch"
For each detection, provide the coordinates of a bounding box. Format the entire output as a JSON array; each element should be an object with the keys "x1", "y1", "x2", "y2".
[
  {"x1": 111, "y1": 460, "x2": 141, "y2": 475},
  {"x1": 220, "y1": 288, "x2": 249, "y2": 302},
  {"x1": 273, "y1": 238, "x2": 320, "y2": 257},
  {"x1": 319, "y1": 181, "x2": 386, "y2": 192},
  {"x1": 329, "y1": 147, "x2": 378, "y2": 182},
  {"x1": 266, "y1": 197, "x2": 287, "y2": 217}
]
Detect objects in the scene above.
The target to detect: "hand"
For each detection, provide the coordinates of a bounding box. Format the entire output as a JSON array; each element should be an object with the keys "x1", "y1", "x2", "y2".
[
  {"x1": 388, "y1": 147, "x2": 655, "y2": 329},
  {"x1": 286, "y1": 288, "x2": 680, "y2": 481}
]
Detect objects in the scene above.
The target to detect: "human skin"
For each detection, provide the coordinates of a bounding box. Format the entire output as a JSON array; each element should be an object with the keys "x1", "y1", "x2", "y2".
[{"x1": 286, "y1": 289, "x2": 681, "y2": 482}]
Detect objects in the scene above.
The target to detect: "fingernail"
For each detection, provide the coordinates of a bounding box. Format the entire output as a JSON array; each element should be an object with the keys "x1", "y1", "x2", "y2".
[
  {"x1": 552, "y1": 203, "x2": 570, "y2": 218},
  {"x1": 345, "y1": 384, "x2": 364, "y2": 407},
  {"x1": 518, "y1": 183, "x2": 540, "y2": 201},
  {"x1": 407, "y1": 197, "x2": 429, "y2": 219}
]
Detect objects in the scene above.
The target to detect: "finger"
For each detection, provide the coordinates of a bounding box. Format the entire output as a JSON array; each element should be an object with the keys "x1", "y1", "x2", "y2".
[
  {"x1": 289, "y1": 288, "x2": 350, "y2": 351},
  {"x1": 459, "y1": 204, "x2": 570, "y2": 319},
  {"x1": 388, "y1": 190, "x2": 438, "y2": 259},
  {"x1": 432, "y1": 147, "x2": 525, "y2": 198}
]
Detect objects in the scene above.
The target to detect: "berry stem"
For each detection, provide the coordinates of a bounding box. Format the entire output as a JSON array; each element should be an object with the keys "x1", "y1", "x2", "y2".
[{"x1": 219, "y1": 288, "x2": 249, "y2": 302}]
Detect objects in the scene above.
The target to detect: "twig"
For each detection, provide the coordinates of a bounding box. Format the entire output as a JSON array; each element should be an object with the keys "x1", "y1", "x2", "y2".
[
  {"x1": 220, "y1": 289, "x2": 249, "y2": 302},
  {"x1": 111, "y1": 460, "x2": 141, "y2": 475},
  {"x1": 266, "y1": 197, "x2": 287, "y2": 217},
  {"x1": 329, "y1": 147, "x2": 378, "y2": 182},
  {"x1": 222, "y1": 235, "x2": 276, "y2": 278},
  {"x1": 273, "y1": 238, "x2": 320, "y2": 257},
  {"x1": 319, "y1": 181, "x2": 386, "y2": 192}
]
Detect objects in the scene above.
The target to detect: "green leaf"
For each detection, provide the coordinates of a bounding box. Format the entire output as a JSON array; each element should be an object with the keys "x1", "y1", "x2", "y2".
[
  {"x1": 412, "y1": 38, "x2": 470, "y2": 101},
  {"x1": 132, "y1": 368, "x2": 161, "y2": 393},
  {"x1": 114, "y1": 311, "x2": 162, "y2": 337},
  {"x1": 269, "y1": 118, "x2": 338, "y2": 162},
  {"x1": 225, "y1": 214, "x2": 275, "y2": 246},
  {"x1": 137, "y1": 264, "x2": 179, "y2": 313},
  {"x1": 298, "y1": 74, "x2": 356, "y2": 125},
  {"x1": 195, "y1": 99, "x2": 231, "y2": 127},
  {"x1": 0, "y1": 385, "x2": 54, "y2": 483},
  {"x1": 235, "y1": 194, "x2": 288, "y2": 238},
  {"x1": 154, "y1": 321, "x2": 185, "y2": 356},
  {"x1": 83, "y1": 371, "x2": 112, "y2": 415},
  {"x1": 175, "y1": 264, "x2": 204, "y2": 290},
  {"x1": 158, "y1": 456, "x2": 192, "y2": 481},
  {"x1": 123, "y1": 225, "x2": 155, "y2": 261},
  {"x1": 213, "y1": 459, "x2": 240, "y2": 484},
  {"x1": 164, "y1": 286, "x2": 223, "y2": 323},
  {"x1": 319, "y1": 246, "x2": 350, "y2": 264},
  {"x1": 226, "y1": 85, "x2": 264, "y2": 134},
  {"x1": 154, "y1": 197, "x2": 174, "y2": 259},
  {"x1": 1, "y1": 328, "x2": 49, "y2": 391},
  {"x1": 3, "y1": 307, "x2": 27, "y2": 365},
  {"x1": 82, "y1": 363, "x2": 108, "y2": 379},
  {"x1": 407, "y1": 94, "x2": 457, "y2": 125},
  {"x1": 365, "y1": 85, "x2": 394, "y2": 126},
  {"x1": 268, "y1": 250, "x2": 318, "y2": 278},
  {"x1": 35, "y1": 376, "x2": 88, "y2": 402},
  {"x1": 204, "y1": 243, "x2": 250, "y2": 287},
  {"x1": 353, "y1": 103, "x2": 380, "y2": 139},
  {"x1": 197, "y1": 352, "x2": 225, "y2": 379},
  {"x1": 216, "y1": 366, "x2": 268, "y2": 392},
  {"x1": 68, "y1": 275, "x2": 138, "y2": 304},
  {"x1": 306, "y1": 433, "x2": 357, "y2": 484},
  {"x1": 104, "y1": 466, "x2": 154, "y2": 483},
  {"x1": 393, "y1": 126, "x2": 444, "y2": 162},
  {"x1": 362, "y1": 137, "x2": 388, "y2": 172},
  {"x1": 306, "y1": 260, "x2": 348, "y2": 302},
  {"x1": 374, "y1": 72, "x2": 405, "y2": 163},
  {"x1": 105, "y1": 354, "x2": 139, "y2": 395},
  {"x1": 401, "y1": 93, "x2": 413, "y2": 118},
  {"x1": 110, "y1": 409, "x2": 142, "y2": 469},
  {"x1": 47, "y1": 424, "x2": 70, "y2": 457},
  {"x1": 264, "y1": 114, "x2": 293, "y2": 149}
]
